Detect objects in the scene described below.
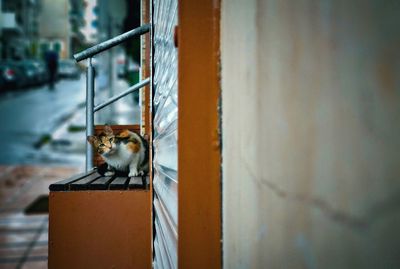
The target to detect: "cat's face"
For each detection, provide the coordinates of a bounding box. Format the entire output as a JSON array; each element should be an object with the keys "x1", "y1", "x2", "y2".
[
  {"x1": 87, "y1": 126, "x2": 116, "y2": 155},
  {"x1": 88, "y1": 134, "x2": 116, "y2": 155}
]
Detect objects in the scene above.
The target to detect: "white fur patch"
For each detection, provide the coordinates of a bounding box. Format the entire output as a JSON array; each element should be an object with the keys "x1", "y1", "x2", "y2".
[{"x1": 101, "y1": 134, "x2": 146, "y2": 174}]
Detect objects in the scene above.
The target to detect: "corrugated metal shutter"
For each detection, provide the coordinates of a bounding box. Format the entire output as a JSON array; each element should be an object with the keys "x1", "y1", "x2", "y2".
[{"x1": 152, "y1": 0, "x2": 178, "y2": 268}]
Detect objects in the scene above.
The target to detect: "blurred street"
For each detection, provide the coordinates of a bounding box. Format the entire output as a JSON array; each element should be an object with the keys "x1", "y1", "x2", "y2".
[
  {"x1": 0, "y1": 75, "x2": 140, "y2": 167},
  {"x1": 0, "y1": 74, "x2": 140, "y2": 268},
  {"x1": 0, "y1": 77, "x2": 85, "y2": 165},
  {"x1": 0, "y1": 0, "x2": 142, "y2": 267}
]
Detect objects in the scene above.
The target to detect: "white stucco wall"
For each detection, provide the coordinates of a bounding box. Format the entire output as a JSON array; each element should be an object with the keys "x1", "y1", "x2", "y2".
[{"x1": 221, "y1": 1, "x2": 400, "y2": 268}]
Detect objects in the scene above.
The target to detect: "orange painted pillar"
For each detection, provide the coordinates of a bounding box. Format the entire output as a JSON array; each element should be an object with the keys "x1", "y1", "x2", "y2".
[{"x1": 178, "y1": 0, "x2": 222, "y2": 268}]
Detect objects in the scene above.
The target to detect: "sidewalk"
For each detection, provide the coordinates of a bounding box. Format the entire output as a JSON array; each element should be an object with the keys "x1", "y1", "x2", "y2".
[
  {"x1": 0, "y1": 165, "x2": 78, "y2": 269},
  {"x1": 0, "y1": 74, "x2": 141, "y2": 268},
  {"x1": 42, "y1": 77, "x2": 141, "y2": 160}
]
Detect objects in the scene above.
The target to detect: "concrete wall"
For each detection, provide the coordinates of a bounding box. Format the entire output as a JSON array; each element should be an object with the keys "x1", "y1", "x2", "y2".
[{"x1": 221, "y1": 1, "x2": 400, "y2": 268}]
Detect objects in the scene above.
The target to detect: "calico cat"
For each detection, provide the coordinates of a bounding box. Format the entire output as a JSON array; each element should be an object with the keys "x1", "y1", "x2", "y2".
[{"x1": 87, "y1": 125, "x2": 149, "y2": 177}]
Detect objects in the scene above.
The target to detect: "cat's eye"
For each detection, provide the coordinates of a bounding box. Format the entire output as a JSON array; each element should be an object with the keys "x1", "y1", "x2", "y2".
[
  {"x1": 109, "y1": 138, "x2": 114, "y2": 142},
  {"x1": 99, "y1": 143, "x2": 105, "y2": 147}
]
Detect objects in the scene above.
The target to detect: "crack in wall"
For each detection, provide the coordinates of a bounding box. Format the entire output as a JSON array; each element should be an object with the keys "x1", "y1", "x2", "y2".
[{"x1": 242, "y1": 160, "x2": 400, "y2": 230}]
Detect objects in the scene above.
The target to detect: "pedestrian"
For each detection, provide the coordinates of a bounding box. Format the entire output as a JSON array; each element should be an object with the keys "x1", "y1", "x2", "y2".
[{"x1": 45, "y1": 50, "x2": 59, "y2": 90}]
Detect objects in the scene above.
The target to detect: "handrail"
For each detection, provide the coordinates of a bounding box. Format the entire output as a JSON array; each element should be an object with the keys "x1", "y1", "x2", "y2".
[
  {"x1": 75, "y1": 23, "x2": 151, "y2": 171},
  {"x1": 94, "y1": 78, "x2": 150, "y2": 112},
  {"x1": 86, "y1": 58, "x2": 95, "y2": 171},
  {"x1": 74, "y1": 24, "x2": 151, "y2": 62}
]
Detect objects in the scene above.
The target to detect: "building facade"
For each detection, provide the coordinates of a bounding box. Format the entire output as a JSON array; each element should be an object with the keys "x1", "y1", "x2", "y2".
[
  {"x1": 1, "y1": 0, "x2": 40, "y2": 59},
  {"x1": 38, "y1": 0, "x2": 71, "y2": 59}
]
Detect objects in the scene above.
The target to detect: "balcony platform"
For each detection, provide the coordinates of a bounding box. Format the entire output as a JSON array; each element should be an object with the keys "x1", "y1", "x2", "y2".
[
  {"x1": 48, "y1": 169, "x2": 151, "y2": 269},
  {"x1": 49, "y1": 170, "x2": 149, "y2": 191}
]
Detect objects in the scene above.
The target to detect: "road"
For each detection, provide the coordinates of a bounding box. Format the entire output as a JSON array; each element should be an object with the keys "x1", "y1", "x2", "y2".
[{"x1": 0, "y1": 78, "x2": 86, "y2": 164}]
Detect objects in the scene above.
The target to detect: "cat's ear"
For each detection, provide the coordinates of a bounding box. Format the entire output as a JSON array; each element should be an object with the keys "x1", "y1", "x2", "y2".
[
  {"x1": 87, "y1": 135, "x2": 97, "y2": 145},
  {"x1": 104, "y1": 125, "x2": 114, "y2": 136}
]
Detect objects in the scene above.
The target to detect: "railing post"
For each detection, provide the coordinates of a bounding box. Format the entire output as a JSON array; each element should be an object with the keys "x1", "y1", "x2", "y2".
[{"x1": 86, "y1": 57, "x2": 95, "y2": 171}]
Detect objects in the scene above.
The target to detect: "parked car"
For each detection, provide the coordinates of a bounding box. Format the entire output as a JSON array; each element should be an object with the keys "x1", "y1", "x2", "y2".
[
  {"x1": 0, "y1": 62, "x2": 25, "y2": 90},
  {"x1": 0, "y1": 70, "x2": 4, "y2": 90},
  {"x1": 16, "y1": 60, "x2": 44, "y2": 87},
  {"x1": 39, "y1": 61, "x2": 50, "y2": 84},
  {"x1": 58, "y1": 60, "x2": 80, "y2": 79},
  {"x1": 27, "y1": 60, "x2": 49, "y2": 85},
  {"x1": 0, "y1": 76, "x2": 4, "y2": 91}
]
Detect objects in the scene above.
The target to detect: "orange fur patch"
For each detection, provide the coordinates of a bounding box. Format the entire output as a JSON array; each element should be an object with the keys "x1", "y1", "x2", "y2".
[
  {"x1": 119, "y1": 130, "x2": 131, "y2": 138},
  {"x1": 127, "y1": 141, "x2": 141, "y2": 153}
]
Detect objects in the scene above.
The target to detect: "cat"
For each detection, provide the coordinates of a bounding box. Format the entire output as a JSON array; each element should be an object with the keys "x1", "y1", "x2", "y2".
[{"x1": 87, "y1": 125, "x2": 149, "y2": 177}]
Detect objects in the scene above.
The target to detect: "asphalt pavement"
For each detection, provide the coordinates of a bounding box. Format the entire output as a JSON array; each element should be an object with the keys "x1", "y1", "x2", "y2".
[
  {"x1": 0, "y1": 78, "x2": 86, "y2": 165},
  {"x1": 0, "y1": 75, "x2": 141, "y2": 166}
]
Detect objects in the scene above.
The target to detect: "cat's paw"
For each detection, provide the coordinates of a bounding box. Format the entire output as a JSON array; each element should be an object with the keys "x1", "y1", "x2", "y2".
[
  {"x1": 105, "y1": 171, "x2": 115, "y2": 176},
  {"x1": 128, "y1": 170, "x2": 140, "y2": 177}
]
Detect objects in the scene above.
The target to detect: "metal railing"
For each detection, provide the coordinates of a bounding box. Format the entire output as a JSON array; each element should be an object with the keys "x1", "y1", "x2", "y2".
[{"x1": 74, "y1": 24, "x2": 151, "y2": 171}]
